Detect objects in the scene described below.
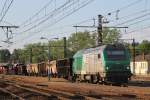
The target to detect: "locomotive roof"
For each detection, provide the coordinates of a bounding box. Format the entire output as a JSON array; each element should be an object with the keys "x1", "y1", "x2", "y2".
[
  {"x1": 73, "y1": 44, "x2": 125, "y2": 58},
  {"x1": 73, "y1": 45, "x2": 106, "y2": 57},
  {"x1": 56, "y1": 58, "x2": 72, "y2": 61}
]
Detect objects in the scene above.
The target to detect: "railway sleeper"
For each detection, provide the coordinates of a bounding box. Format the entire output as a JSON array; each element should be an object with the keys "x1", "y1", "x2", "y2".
[{"x1": 3, "y1": 79, "x2": 103, "y2": 100}]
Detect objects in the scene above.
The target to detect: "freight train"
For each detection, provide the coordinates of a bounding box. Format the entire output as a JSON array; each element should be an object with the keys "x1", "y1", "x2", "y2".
[{"x1": 0, "y1": 44, "x2": 132, "y2": 84}]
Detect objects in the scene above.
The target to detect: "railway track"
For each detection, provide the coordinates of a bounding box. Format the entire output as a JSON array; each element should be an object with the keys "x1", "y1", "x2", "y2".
[
  {"x1": 0, "y1": 75, "x2": 146, "y2": 100},
  {"x1": 0, "y1": 80, "x2": 138, "y2": 100},
  {"x1": 0, "y1": 79, "x2": 102, "y2": 100},
  {"x1": 0, "y1": 80, "x2": 58, "y2": 100}
]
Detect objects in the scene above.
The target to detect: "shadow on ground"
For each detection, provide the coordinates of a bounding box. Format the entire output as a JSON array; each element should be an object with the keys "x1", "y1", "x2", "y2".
[{"x1": 128, "y1": 80, "x2": 150, "y2": 87}]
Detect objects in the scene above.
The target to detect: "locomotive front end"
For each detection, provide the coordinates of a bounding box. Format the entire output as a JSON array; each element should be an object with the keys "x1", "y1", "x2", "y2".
[{"x1": 103, "y1": 44, "x2": 132, "y2": 83}]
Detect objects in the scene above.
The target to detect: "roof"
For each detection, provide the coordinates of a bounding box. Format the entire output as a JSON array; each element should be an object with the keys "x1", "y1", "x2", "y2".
[
  {"x1": 73, "y1": 50, "x2": 84, "y2": 58},
  {"x1": 73, "y1": 44, "x2": 126, "y2": 58},
  {"x1": 73, "y1": 45, "x2": 106, "y2": 58}
]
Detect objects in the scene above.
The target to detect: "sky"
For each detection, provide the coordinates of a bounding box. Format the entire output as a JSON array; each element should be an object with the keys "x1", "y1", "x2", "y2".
[{"x1": 0, "y1": 0, "x2": 150, "y2": 52}]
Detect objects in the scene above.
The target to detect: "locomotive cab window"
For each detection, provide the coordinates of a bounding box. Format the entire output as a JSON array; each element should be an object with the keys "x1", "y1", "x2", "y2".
[{"x1": 106, "y1": 50, "x2": 126, "y2": 60}]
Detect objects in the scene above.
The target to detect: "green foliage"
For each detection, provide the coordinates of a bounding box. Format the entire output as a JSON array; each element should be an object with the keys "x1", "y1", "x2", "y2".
[
  {"x1": 68, "y1": 31, "x2": 96, "y2": 56},
  {"x1": 11, "y1": 28, "x2": 121, "y2": 63},
  {"x1": 137, "y1": 40, "x2": 150, "y2": 54},
  {"x1": 11, "y1": 49, "x2": 25, "y2": 63},
  {"x1": 102, "y1": 28, "x2": 121, "y2": 44},
  {"x1": 49, "y1": 40, "x2": 64, "y2": 59},
  {"x1": 122, "y1": 40, "x2": 150, "y2": 56},
  {"x1": 25, "y1": 43, "x2": 48, "y2": 63},
  {"x1": 68, "y1": 29, "x2": 121, "y2": 56},
  {"x1": 11, "y1": 43, "x2": 48, "y2": 63},
  {"x1": 0, "y1": 49, "x2": 11, "y2": 63}
]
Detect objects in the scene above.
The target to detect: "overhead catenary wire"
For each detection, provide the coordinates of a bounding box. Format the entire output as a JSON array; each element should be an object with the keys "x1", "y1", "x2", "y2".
[
  {"x1": 0, "y1": 0, "x2": 9, "y2": 16},
  {"x1": 19, "y1": 0, "x2": 146, "y2": 38},
  {"x1": 122, "y1": 23, "x2": 150, "y2": 35},
  {"x1": 14, "y1": 0, "x2": 145, "y2": 46},
  {"x1": 106, "y1": 0, "x2": 150, "y2": 37},
  {"x1": 108, "y1": 9, "x2": 149, "y2": 23},
  {"x1": 19, "y1": 0, "x2": 72, "y2": 29},
  {"x1": 106, "y1": 0, "x2": 146, "y2": 24},
  {"x1": 119, "y1": 0, "x2": 142, "y2": 11},
  {"x1": 127, "y1": 16, "x2": 150, "y2": 26},
  {"x1": 115, "y1": 11, "x2": 150, "y2": 26},
  {"x1": 12, "y1": 17, "x2": 95, "y2": 47},
  {"x1": 17, "y1": 0, "x2": 94, "y2": 39},
  {"x1": 0, "y1": 0, "x2": 14, "y2": 24},
  {"x1": 106, "y1": 0, "x2": 143, "y2": 16},
  {"x1": 28, "y1": 7, "x2": 95, "y2": 35},
  {"x1": 17, "y1": 0, "x2": 143, "y2": 35},
  {"x1": 18, "y1": 18, "x2": 94, "y2": 36},
  {"x1": 17, "y1": 0, "x2": 73, "y2": 33},
  {"x1": 12, "y1": 0, "x2": 95, "y2": 45},
  {"x1": 11, "y1": 0, "x2": 149, "y2": 49},
  {"x1": 16, "y1": 0, "x2": 94, "y2": 34},
  {"x1": 20, "y1": 0, "x2": 54, "y2": 27},
  {"x1": 123, "y1": 25, "x2": 150, "y2": 40}
]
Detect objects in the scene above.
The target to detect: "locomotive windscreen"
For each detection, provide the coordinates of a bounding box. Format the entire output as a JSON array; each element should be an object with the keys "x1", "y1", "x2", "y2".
[
  {"x1": 106, "y1": 50, "x2": 126, "y2": 60},
  {"x1": 105, "y1": 44, "x2": 127, "y2": 61}
]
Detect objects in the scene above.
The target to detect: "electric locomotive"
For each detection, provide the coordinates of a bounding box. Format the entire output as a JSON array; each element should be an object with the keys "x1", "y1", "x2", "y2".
[{"x1": 72, "y1": 44, "x2": 132, "y2": 84}]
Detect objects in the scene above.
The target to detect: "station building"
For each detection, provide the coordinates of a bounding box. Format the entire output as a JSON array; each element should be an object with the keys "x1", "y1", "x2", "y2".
[{"x1": 130, "y1": 54, "x2": 150, "y2": 75}]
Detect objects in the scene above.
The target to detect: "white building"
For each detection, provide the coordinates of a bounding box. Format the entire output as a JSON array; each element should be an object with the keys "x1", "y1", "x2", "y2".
[{"x1": 130, "y1": 55, "x2": 150, "y2": 75}]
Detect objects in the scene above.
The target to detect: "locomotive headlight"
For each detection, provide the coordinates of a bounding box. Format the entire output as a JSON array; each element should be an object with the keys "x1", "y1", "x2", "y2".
[
  {"x1": 106, "y1": 66, "x2": 109, "y2": 70},
  {"x1": 127, "y1": 66, "x2": 130, "y2": 70}
]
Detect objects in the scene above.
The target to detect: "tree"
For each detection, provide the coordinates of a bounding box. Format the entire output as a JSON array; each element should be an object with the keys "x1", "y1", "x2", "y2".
[
  {"x1": 137, "y1": 40, "x2": 150, "y2": 54},
  {"x1": 24, "y1": 43, "x2": 47, "y2": 63},
  {"x1": 68, "y1": 31, "x2": 96, "y2": 56},
  {"x1": 0, "y1": 49, "x2": 11, "y2": 63},
  {"x1": 11, "y1": 49, "x2": 20, "y2": 63},
  {"x1": 102, "y1": 28, "x2": 121, "y2": 44},
  {"x1": 10, "y1": 28, "x2": 121, "y2": 63},
  {"x1": 11, "y1": 49, "x2": 28, "y2": 63},
  {"x1": 67, "y1": 29, "x2": 121, "y2": 57},
  {"x1": 49, "y1": 39, "x2": 65, "y2": 59}
]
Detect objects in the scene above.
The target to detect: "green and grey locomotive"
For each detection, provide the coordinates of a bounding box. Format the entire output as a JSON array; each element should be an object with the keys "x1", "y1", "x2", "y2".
[{"x1": 72, "y1": 44, "x2": 132, "y2": 84}]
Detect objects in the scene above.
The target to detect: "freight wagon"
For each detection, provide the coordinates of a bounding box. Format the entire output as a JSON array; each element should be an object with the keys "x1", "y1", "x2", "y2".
[
  {"x1": 26, "y1": 61, "x2": 57, "y2": 77},
  {"x1": 72, "y1": 44, "x2": 132, "y2": 84},
  {"x1": 48, "y1": 60, "x2": 57, "y2": 77},
  {"x1": 37, "y1": 62, "x2": 47, "y2": 76},
  {"x1": 13, "y1": 64, "x2": 27, "y2": 75},
  {"x1": 0, "y1": 64, "x2": 8, "y2": 74},
  {"x1": 56, "y1": 58, "x2": 73, "y2": 79}
]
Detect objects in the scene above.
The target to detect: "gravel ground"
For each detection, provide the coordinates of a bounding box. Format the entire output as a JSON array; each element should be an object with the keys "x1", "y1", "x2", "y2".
[{"x1": 1, "y1": 75, "x2": 150, "y2": 100}]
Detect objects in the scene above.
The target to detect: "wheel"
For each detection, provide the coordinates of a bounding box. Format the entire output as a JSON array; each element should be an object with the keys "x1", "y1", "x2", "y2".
[{"x1": 122, "y1": 83, "x2": 128, "y2": 87}]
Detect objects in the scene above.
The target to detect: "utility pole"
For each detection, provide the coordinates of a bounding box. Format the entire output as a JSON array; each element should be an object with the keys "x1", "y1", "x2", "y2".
[
  {"x1": 30, "y1": 48, "x2": 32, "y2": 63},
  {"x1": 132, "y1": 38, "x2": 135, "y2": 74},
  {"x1": 63, "y1": 37, "x2": 67, "y2": 58},
  {"x1": 48, "y1": 42, "x2": 51, "y2": 81},
  {"x1": 73, "y1": 15, "x2": 128, "y2": 46},
  {"x1": 97, "y1": 15, "x2": 103, "y2": 45},
  {"x1": 73, "y1": 15, "x2": 103, "y2": 45},
  {"x1": 40, "y1": 37, "x2": 58, "y2": 81}
]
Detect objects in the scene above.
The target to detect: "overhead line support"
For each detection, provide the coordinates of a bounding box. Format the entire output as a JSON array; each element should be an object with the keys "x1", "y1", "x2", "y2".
[
  {"x1": 0, "y1": 25, "x2": 19, "y2": 45},
  {"x1": 73, "y1": 15, "x2": 128, "y2": 46}
]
